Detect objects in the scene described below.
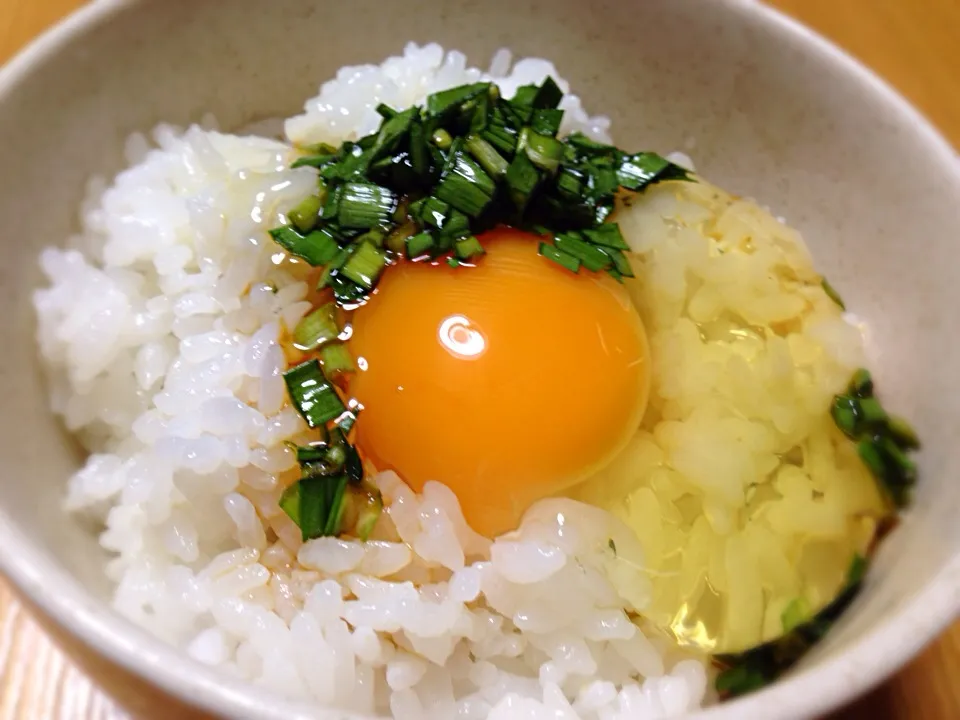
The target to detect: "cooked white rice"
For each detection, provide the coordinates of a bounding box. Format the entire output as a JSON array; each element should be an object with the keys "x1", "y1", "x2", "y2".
[{"x1": 35, "y1": 42, "x2": 868, "y2": 719}]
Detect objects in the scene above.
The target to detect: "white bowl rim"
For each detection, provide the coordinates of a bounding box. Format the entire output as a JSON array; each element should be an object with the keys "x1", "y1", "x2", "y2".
[{"x1": 1, "y1": 1, "x2": 959, "y2": 718}]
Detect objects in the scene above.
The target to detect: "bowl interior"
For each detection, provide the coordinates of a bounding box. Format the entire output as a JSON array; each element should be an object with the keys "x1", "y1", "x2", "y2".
[{"x1": 0, "y1": 0, "x2": 958, "y2": 718}]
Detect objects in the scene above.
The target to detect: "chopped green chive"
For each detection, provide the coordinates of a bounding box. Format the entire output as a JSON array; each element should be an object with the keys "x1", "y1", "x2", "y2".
[
  {"x1": 849, "y1": 368, "x2": 873, "y2": 398},
  {"x1": 338, "y1": 182, "x2": 397, "y2": 229},
  {"x1": 268, "y1": 226, "x2": 340, "y2": 266},
  {"x1": 272, "y1": 77, "x2": 695, "y2": 305},
  {"x1": 426, "y1": 82, "x2": 490, "y2": 119},
  {"x1": 532, "y1": 76, "x2": 563, "y2": 109},
  {"x1": 465, "y1": 134, "x2": 509, "y2": 180},
  {"x1": 291, "y1": 154, "x2": 336, "y2": 169},
  {"x1": 319, "y1": 341, "x2": 356, "y2": 375},
  {"x1": 434, "y1": 150, "x2": 496, "y2": 217},
  {"x1": 554, "y1": 232, "x2": 613, "y2": 272},
  {"x1": 431, "y1": 128, "x2": 453, "y2": 149},
  {"x1": 886, "y1": 415, "x2": 921, "y2": 451},
  {"x1": 831, "y1": 395, "x2": 860, "y2": 438},
  {"x1": 531, "y1": 108, "x2": 563, "y2": 136},
  {"x1": 288, "y1": 194, "x2": 324, "y2": 234},
  {"x1": 406, "y1": 231, "x2": 436, "y2": 259},
  {"x1": 520, "y1": 128, "x2": 564, "y2": 174},
  {"x1": 340, "y1": 240, "x2": 388, "y2": 289},
  {"x1": 455, "y1": 236, "x2": 485, "y2": 261},
  {"x1": 584, "y1": 223, "x2": 630, "y2": 250},
  {"x1": 780, "y1": 597, "x2": 810, "y2": 633},
  {"x1": 283, "y1": 360, "x2": 346, "y2": 429},
  {"x1": 822, "y1": 277, "x2": 846, "y2": 310},
  {"x1": 279, "y1": 482, "x2": 301, "y2": 527},
  {"x1": 356, "y1": 492, "x2": 383, "y2": 541},
  {"x1": 292, "y1": 302, "x2": 339, "y2": 351},
  {"x1": 505, "y1": 152, "x2": 540, "y2": 211},
  {"x1": 538, "y1": 241, "x2": 581, "y2": 273}
]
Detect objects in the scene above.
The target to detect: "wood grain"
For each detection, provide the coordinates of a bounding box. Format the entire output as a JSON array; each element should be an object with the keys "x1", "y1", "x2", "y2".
[{"x1": 0, "y1": 1, "x2": 957, "y2": 718}]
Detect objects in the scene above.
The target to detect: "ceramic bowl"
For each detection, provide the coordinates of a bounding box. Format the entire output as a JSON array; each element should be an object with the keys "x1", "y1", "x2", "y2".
[{"x1": 0, "y1": 1, "x2": 957, "y2": 718}]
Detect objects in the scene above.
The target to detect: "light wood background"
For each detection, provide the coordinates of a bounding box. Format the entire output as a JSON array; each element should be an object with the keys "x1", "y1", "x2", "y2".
[{"x1": 1, "y1": 1, "x2": 957, "y2": 718}]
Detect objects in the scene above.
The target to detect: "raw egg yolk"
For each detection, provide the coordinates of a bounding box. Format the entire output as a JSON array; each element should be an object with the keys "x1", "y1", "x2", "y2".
[{"x1": 348, "y1": 229, "x2": 650, "y2": 537}]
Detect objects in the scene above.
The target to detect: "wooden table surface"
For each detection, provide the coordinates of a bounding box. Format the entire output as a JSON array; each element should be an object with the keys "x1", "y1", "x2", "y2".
[{"x1": 1, "y1": 1, "x2": 958, "y2": 719}]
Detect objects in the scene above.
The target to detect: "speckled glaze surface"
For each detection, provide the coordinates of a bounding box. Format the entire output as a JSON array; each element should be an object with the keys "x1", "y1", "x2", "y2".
[{"x1": 0, "y1": 1, "x2": 957, "y2": 718}]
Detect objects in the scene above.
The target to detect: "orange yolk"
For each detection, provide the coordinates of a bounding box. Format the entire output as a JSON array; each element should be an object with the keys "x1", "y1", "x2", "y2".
[{"x1": 348, "y1": 228, "x2": 650, "y2": 537}]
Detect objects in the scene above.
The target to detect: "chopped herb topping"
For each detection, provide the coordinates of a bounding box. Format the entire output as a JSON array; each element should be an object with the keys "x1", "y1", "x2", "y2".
[
  {"x1": 715, "y1": 554, "x2": 868, "y2": 698},
  {"x1": 270, "y1": 77, "x2": 692, "y2": 306},
  {"x1": 830, "y1": 368, "x2": 920, "y2": 508},
  {"x1": 282, "y1": 359, "x2": 346, "y2": 428}
]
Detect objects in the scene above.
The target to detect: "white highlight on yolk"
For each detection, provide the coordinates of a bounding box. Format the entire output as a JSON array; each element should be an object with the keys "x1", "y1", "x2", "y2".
[{"x1": 438, "y1": 315, "x2": 487, "y2": 359}]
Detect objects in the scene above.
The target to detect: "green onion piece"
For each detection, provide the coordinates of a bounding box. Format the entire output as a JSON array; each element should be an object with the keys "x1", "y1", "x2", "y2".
[
  {"x1": 455, "y1": 236, "x2": 485, "y2": 261},
  {"x1": 320, "y1": 184, "x2": 342, "y2": 220},
  {"x1": 857, "y1": 436, "x2": 912, "y2": 507},
  {"x1": 279, "y1": 482, "x2": 301, "y2": 527},
  {"x1": 586, "y1": 163, "x2": 620, "y2": 198},
  {"x1": 531, "y1": 108, "x2": 564, "y2": 136},
  {"x1": 556, "y1": 167, "x2": 584, "y2": 198},
  {"x1": 538, "y1": 242, "x2": 581, "y2": 273},
  {"x1": 409, "y1": 120, "x2": 430, "y2": 178},
  {"x1": 268, "y1": 226, "x2": 340, "y2": 266},
  {"x1": 480, "y1": 123, "x2": 517, "y2": 156},
  {"x1": 847, "y1": 554, "x2": 868, "y2": 586},
  {"x1": 291, "y1": 154, "x2": 336, "y2": 169},
  {"x1": 465, "y1": 134, "x2": 509, "y2": 180},
  {"x1": 831, "y1": 395, "x2": 860, "y2": 439},
  {"x1": 355, "y1": 227, "x2": 386, "y2": 248},
  {"x1": 292, "y1": 302, "x2": 339, "y2": 351},
  {"x1": 283, "y1": 359, "x2": 346, "y2": 428},
  {"x1": 338, "y1": 182, "x2": 398, "y2": 229},
  {"x1": 320, "y1": 342, "x2": 356, "y2": 375},
  {"x1": 532, "y1": 77, "x2": 563, "y2": 109},
  {"x1": 446, "y1": 257, "x2": 460, "y2": 268},
  {"x1": 505, "y1": 152, "x2": 540, "y2": 211},
  {"x1": 849, "y1": 368, "x2": 873, "y2": 398},
  {"x1": 304, "y1": 141, "x2": 338, "y2": 155},
  {"x1": 434, "y1": 151, "x2": 496, "y2": 217},
  {"x1": 600, "y1": 246, "x2": 635, "y2": 279},
  {"x1": 440, "y1": 210, "x2": 470, "y2": 241},
  {"x1": 511, "y1": 84, "x2": 538, "y2": 107},
  {"x1": 418, "y1": 196, "x2": 451, "y2": 229},
  {"x1": 425, "y1": 82, "x2": 490, "y2": 119},
  {"x1": 858, "y1": 396, "x2": 887, "y2": 425},
  {"x1": 406, "y1": 231, "x2": 435, "y2": 259},
  {"x1": 565, "y1": 131, "x2": 617, "y2": 156},
  {"x1": 371, "y1": 107, "x2": 416, "y2": 161},
  {"x1": 780, "y1": 597, "x2": 810, "y2": 633},
  {"x1": 288, "y1": 194, "x2": 324, "y2": 234},
  {"x1": 554, "y1": 232, "x2": 613, "y2": 272},
  {"x1": 375, "y1": 103, "x2": 397, "y2": 119},
  {"x1": 431, "y1": 128, "x2": 453, "y2": 149},
  {"x1": 886, "y1": 415, "x2": 921, "y2": 450},
  {"x1": 340, "y1": 240, "x2": 387, "y2": 289},
  {"x1": 821, "y1": 278, "x2": 846, "y2": 310},
  {"x1": 715, "y1": 666, "x2": 768, "y2": 697},
  {"x1": 467, "y1": 93, "x2": 491, "y2": 134},
  {"x1": 338, "y1": 410, "x2": 358, "y2": 434},
  {"x1": 356, "y1": 492, "x2": 383, "y2": 541},
  {"x1": 323, "y1": 475, "x2": 349, "y2": 536},
  {"x1": 584, "y1": 223, "x2": 630, "y2": 250},
  {"x1": 329, "y1": 275, "x2": 368, "y2": 305},
  {"x1": 520, "y1": 128, "x2": 564, "y2": 173},
  {"x1": 617, "y1": 152, "x2": 691, "y2": 190},
  {"x1": 298, "y1": 475, "x2": 330, "y2": 540},
  {"x1": 286, "y1": 441, "x2": 328, "y2": 465},
  {"x1": 322, "y1": 145, "x2": 370, "y2": 183}
]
